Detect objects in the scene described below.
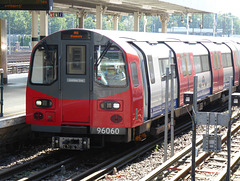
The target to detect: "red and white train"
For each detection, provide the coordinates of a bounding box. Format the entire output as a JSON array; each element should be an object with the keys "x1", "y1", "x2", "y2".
[{"x1": 26, "y1": 29, "x2": 240, "y2": 150}]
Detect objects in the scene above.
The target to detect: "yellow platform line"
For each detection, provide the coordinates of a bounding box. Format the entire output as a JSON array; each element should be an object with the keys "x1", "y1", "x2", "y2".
[{"x1": 3, "y1": 111, "x2": 26, "y2": 118}]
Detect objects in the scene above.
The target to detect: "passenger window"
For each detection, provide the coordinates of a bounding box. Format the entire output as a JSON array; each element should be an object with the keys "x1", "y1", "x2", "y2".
[
  {"x1": 131, "y1": 62, "x2": 139, "y2": 87},
  {"x1": 67, "y1": 46, "x2": 86, "y2": 74},
  {"x1": 226, "y1": 53, "x2": 232, "y2": 67},
  {"x1": 194, "y1": 55, "x2": 202, "y2": 74},
  {"x1": 221, "y1": 53, "x2": 227, "y2": 68},
  {"x1": 186, "y1": 54, "x2": 192, "y2": 75},
  {"x1": 234, "y1": 51, "x2": 239, "y2": 67},
  {"x1": 201, "y1": 55, "x2": 210, "y2": 72},
  {"x1": 94, "y1": 45, "x2": 127, "y2": 87},
  {"x1": 213, "y1": 51, "x2": 218, "y2": 70},
  {"x1": 158, "y1": 57, "x2": 175, "y2": 79},
  {"x1": 148, "y1": 55, "x2": 155, "y2": 84},
  {"x1": 217, "y1": 52, "x2": 221, "y2": 69},
  {"x1": 158, "y1": 58, "x2": 168, "y2": 76},
  {"x1": 180, "y1": 54, "x2": 187, "y2": 76}
]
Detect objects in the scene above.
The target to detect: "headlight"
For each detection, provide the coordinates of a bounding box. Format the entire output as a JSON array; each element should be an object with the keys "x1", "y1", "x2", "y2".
[
  {"x1": 35, "y1": 99, "x2": 53, "y2": 108},
  {"x1": 100, "y1": 101, "x2": 121, "y2": 110},
  {"x1": 113, "y1": 102, "x2": 120, "y2": 109},
  {"x1": 36, "y1": 100, "x2": 42, "y2": 106}
]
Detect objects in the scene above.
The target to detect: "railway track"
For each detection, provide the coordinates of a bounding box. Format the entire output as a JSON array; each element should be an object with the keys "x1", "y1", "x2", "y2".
[
  {"x1": 140, "y1": 110, "x2": 240, "y2": 181},
  {"x1": 0, "y1": 105, "x2": 233, "y2": 181},
  {"x1": 7, "y1": 50, "x2": 30, "y2": 74},
  {"x1": 0, "y1": 121, "x2": 192, "y2": 181},
  {"x1": 0, "y1": 149, "x2": 77, "y2": 181},
  {"x1": 66, "y1": 121, "x2": 193, "y2": 181}
]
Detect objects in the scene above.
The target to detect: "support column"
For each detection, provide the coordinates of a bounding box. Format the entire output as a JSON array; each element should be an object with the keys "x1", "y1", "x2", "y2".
[
  {"x1": 78, "y1": 10, "x2": 86, "y2": 28},
  {"x1": 113, "y1": 15, "x2": 118, "y2": 30},
  {"x1": 40, "y1": 11, "x2": 48, "y2": 40},
  {"x1": 134, "y1": 12, "x2": 139, "y2": 32},
  {"x1": 213, "y1": 14, "x2": 217, "y2": 37},
  {"x1": 32, "y1": 11, "x2": 38, "y2": 49},
  {"x1": 96, "y1": 5, "x2": 103, "y2": 29},
  {"x1": 186, "y1": 14, "x2": 189, "y2": 35},
  {"x1": 0, "y1": 19, "x2": 7, "y2": 84},
  {"x1": 160, "y1": 13, "x2": 169, "y2": 33},
  {"x1": 79, "y1": 15, "x2": 84, "y2": 28},
  {"x1": 143, "y1": 15, "x2": 147, "y2": 32}
]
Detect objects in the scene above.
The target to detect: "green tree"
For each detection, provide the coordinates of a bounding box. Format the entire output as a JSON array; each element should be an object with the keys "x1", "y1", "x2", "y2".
[
  {"x1": 0, "y1": 10, "x2": 32, "y2": 34},
  {"x1": 84, "y1": 15, "x2": 96, "y2": 29}
]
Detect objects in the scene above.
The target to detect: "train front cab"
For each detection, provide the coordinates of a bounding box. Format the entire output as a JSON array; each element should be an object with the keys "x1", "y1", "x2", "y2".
[{"x1": 26, "y1": 29, "x2": 144, "y2": 150}]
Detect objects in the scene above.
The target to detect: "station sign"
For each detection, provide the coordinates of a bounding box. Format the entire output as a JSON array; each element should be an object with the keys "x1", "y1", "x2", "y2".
[
  {"x1": 50, "y1": 12, "x2": 64, "y2": 18},
  {"x1": 0, "y1": 0, "x2": 53, "y2": 10}
]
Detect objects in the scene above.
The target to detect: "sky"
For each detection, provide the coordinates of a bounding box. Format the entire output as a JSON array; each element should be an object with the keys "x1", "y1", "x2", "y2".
[
  {"x1": 217, "y1": 0, "x2": 240, "y2": 17},
  {"x1": 163, "y1": 0, "x2": 240, "y2": 18}
]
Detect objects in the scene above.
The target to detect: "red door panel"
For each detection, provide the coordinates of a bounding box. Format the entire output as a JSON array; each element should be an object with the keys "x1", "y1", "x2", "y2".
[
  {"x1": 177, "y1": 53, "x2": 196, "y2": 106},
  {"x1": 210, "y1": 51, "x2": 223, "y2": 93},
  {"x1": 233, "y1": 51, "x2": 239, "y2": 86}
]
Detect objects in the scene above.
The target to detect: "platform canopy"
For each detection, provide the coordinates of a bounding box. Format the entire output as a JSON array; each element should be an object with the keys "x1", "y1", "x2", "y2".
[{"x1": 53, "y1": 0, "x2": 216, "y2": 15}]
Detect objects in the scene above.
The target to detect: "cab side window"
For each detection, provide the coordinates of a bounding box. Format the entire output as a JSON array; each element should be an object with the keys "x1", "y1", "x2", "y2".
[{"x1": 131, "y1": 62, "x2": 139, "y2": 87}]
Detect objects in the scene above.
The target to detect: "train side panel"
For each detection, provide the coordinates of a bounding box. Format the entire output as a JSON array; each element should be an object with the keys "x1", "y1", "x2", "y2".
[
  {"x1": 186, "y1": 43, "x2": 212, "y2": 99},
  {"x1": 225, "y1": 42, "x2": 239, "y2": 86},
  {"x1": 133, "y1": 42, "x2": 178, "y2": 118}
]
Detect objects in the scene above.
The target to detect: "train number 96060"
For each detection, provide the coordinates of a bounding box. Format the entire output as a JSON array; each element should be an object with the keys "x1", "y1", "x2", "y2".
[
  {"x1": 97, "y1": 127, "x2": 120, "y2": 134},
  {"x1": 91, "y1": 127, "x2": 126, "y2": 135}
]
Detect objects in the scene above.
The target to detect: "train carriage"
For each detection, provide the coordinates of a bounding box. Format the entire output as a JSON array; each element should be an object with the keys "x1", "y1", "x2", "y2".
[{"x1": 26, "y1": 29, "x2": 239, "y2": 150}]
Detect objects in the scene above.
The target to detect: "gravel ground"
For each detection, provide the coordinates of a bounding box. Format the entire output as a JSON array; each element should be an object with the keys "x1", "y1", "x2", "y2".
[
  {"x1": 0, "y1": 142, "x2": 55, "y2": 170},
  {"x1": 103, "y1": 124, "x2": 227, "y2": 181}
]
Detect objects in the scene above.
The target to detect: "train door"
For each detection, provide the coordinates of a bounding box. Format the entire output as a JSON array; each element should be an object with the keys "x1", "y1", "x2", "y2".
[
  {"x1": 232, "y1": 50, "x2": 240, "y2": 86},
  {"x1": 225, "y1": 43, "x2": 239, "y2": 86},
  {"x1": 177, "y1": 53, "x2": 195, "y2": 106},
  {"x1": 60, "y1": 41, "x2": 91, "y2": 124},
  {"x1": 211, "y1": 51, "x2": 223, "y2": 93}
]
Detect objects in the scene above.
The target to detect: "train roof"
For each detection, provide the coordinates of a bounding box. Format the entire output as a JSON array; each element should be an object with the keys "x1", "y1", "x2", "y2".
[
  {"x1": 45, "y1": 28, "x2": 240, "y2": 48},
  {"x1": 88, "y1": 29, "x2": 240, "y2": 45}
]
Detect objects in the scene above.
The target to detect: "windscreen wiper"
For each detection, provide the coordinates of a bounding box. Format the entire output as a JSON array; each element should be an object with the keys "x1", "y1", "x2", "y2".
[
  {"x1": 95, "y1": 41, "x2": 112, "y2": 67},
  {"x1": 39, "y1": 40, "x2": 52, "y2": 63}
]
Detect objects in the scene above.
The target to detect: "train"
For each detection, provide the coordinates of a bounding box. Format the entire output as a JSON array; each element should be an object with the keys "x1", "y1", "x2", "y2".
[{"x1": 26, "y1": 29, "x2": 240, "y2": 150}]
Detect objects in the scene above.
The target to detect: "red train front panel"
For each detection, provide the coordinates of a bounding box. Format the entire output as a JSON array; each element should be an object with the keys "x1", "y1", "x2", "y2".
[{"x1": 26, "y1": 29, "x2": 144, "y2": 149}]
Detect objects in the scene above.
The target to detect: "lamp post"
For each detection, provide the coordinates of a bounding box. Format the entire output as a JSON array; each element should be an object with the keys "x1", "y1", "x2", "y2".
[
  {"x1": 223, "y1": 14, "x2": 234, "y2": 37},
  {"x1": 8, "y1": 12, "x2": 11, "y2": 55}
]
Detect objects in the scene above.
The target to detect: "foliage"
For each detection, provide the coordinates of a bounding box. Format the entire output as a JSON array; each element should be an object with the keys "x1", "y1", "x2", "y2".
[{"x1": 0, "y1": 10, "x2": 239, "y2": 46}]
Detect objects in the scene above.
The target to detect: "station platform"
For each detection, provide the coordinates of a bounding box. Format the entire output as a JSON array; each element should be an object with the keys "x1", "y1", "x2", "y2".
[
  {"x1": 0, "y1": 73, "x2": 27, "y2": 129},
  {"x1": 0, "y1": 73, "x2": 30, "y2": 147}
]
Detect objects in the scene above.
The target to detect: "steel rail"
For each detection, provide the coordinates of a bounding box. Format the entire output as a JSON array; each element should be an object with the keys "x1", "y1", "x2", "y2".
[
  {"x1": 171, "y1": 119, "x2": 240, "y2": 180},
  {"x1": 68, "y1": 122, "x2": 192, "y2": 181},
  {"x1": 215, "y1": 151, "x2": 240, "y2": 181},
  {"x1": 140, "y1": 111, "x2": 240, "y2": 181},
  {"x1": 0, "y1": 151, "x2": 74, "y2": 181},
  {"x1": 21, "y1": 156, "x2": 78, "y2": 181}
]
